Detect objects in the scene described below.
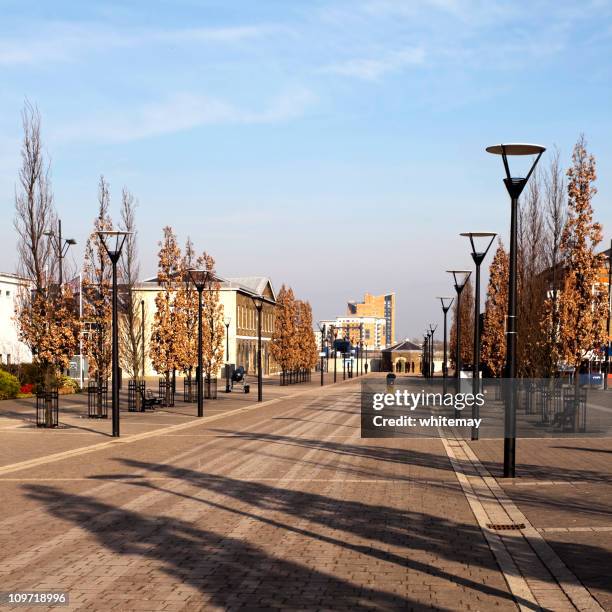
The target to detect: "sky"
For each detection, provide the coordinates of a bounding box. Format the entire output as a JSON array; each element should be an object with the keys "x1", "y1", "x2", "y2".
[{"x1": 1, "y1": 0, "x2": 611, "y2": 339}]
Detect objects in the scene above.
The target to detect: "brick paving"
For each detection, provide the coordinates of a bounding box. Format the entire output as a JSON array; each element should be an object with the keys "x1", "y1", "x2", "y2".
[{"x1": 0, "y1": 376, "x2": 609, "y2": 610}]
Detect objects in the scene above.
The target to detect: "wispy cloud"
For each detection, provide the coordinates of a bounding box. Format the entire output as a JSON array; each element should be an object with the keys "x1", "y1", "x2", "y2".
[
  {"x1": 0, "y1": 22, "x2": 280, "y2": 66},
  {"x1": 321, "y1": 47, "x2": 425, "y2": 80},
  {"x1": 52, "y1": 88, "x2": 317, "y2": 144}
]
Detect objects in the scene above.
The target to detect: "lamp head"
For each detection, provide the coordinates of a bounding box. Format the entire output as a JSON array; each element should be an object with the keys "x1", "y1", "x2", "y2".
[
  {"x1": 436, "y1": 296, "x2": 454, "y2": 311},
  {"x1": 97, "y1": 230, "x2": 131, "y2": 261},
  {"x1": 460, "y1": 231, "x2": 497, "y2": 264},
  {"x1": 446, "y1": 269, "x2": 471, "y2": 292},
  {"x1": 187, "y1": 268, "x2": 212, "y2": 290},
  {"x1": 486, "y1": 143, "x2": 545, "y2": 198}
]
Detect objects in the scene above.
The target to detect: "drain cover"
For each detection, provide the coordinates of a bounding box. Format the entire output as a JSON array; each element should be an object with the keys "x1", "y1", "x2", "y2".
[{"x1": 486, "y1": 523, "x2": 526, "y2": 531}]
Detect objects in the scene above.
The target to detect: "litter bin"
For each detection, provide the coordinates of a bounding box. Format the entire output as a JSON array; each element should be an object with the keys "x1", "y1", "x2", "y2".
[{"x1": 386, "y1": 373, "x2": 396, "y2": 392}]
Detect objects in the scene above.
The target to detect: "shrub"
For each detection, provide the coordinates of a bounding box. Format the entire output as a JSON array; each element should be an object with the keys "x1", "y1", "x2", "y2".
[
  {"x1": 56, "y1": 375, "x2": 79, "y2": 395},
  {"x1": 20, "y1": 383, "x2": 34, "y2": 394},
  {"x1": 0, "y1": 370, "x2": 20, "y2": 400}
]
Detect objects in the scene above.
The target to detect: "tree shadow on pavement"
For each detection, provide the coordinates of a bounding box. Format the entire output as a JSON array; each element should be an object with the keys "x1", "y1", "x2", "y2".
[
  {"x1": 23, "y1": 484, "x2": 430, "y2": 611},
  {"x1": 107, "y1": 459, "x2": 544, "y2": 609}
]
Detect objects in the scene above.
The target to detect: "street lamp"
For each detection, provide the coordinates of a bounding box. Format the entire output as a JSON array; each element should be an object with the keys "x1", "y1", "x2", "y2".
[
  {"x1": 447, "y1": 270, "x2": 472, "y2": 387},
  {"x1": 461, "y1": 231, "x2": 497, "y2": 440},
  {"x1": 140, "y1": 299, "x2": 145, "y2": 381},
  {"x1": 224, "y1": 316, "x2": 231, "y2": 393},
  {"x1": 604, "y1": 240, "x2": 611, "y2": 391},
  {"x1": 487, "y1": 143, "x2": 545, "y2": 477},
  {"x1": 98, "y1": 230, "x2": 131, "y2": 437},
  {"x1": 250, "y1": 295, "x2": 265, "y2": 402},
  {"x1": 333, "y1": 327, "x2": 338, "y2": 383},
  {"x1": 188, "y1": 267, "x2": 213, "y2": 417},
  {"x1": 423, "y1": 332, "x2": 429, "y2": 377},
  {"x1": 437, "y1": 296, "x2": 454, "y2": 393},
  {"x1": 318, "y1": 323, "x2": 326, "y2": 386},
  {"x1": 45, "y1": 219, "x2": 77, "y2": 286},
  {"x1": 429, "y1": 324, "x2": 437, "y2": 377}
]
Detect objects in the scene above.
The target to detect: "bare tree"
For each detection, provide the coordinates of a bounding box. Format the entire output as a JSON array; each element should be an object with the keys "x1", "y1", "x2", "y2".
[
  {"x1": 542, "y1": 147, "x2": 567, "y2": 372},
  {"x1": 14, "y1": 101, "x2": 56, "y2": 291},
  {"x1": 119, "y1": 187, "x2": 142, "y2": 381},
  {"x1": 517, "y1": 170, "x2": 548, "y2": 376}
]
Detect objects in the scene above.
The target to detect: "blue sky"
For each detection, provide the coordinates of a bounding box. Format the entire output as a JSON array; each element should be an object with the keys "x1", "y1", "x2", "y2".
[{"x1": 1, "y1": 0, "x2": 611, "y2": 338}]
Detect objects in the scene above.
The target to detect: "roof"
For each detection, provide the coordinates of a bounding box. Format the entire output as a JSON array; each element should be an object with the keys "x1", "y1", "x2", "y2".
[
  {"x1": 222, "y1": 277, "x2": 275, "y2": 300},
  {"x1": 382, "y1": 339, "x2": 421, "y2": 352},
  {"x1": 140, "y1": 274, "x2": 276, "y2": 303}
]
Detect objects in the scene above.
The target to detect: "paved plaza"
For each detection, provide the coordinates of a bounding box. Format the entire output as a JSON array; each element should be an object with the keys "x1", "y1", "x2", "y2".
[{"x1": 0, "y1": 374, "x2": 610, "y2": 611}]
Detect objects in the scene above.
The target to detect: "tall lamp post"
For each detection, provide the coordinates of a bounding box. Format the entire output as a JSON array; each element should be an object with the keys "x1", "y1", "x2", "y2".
[
  {"x1": 429, "y1": 324, "x2": 437, "y2": 377},
  {"x1": 447, "y1": 270, "x2": 472, "y2": 387},
  {"x1": 250, "y1": 295, "x2": 265, "y2": 402},
  {"x1": 437, "y1": 297, "x2": 454, "y2": 393},
  {"x1": 605, "y1": 239, "x2": 611, "y2": 390},
  {"x1": 188, "y1": 268, "x2": 213, "y2": 418},
  {"x1": 487, "y1": 143, "x2": 545, "y2": 477},
  {"x1": 98, "y1": 231, "x2": 131, "y2": 437},
  {"x1": 318, "y1": 323, "x2": 326, "y2": 386},
  {"x1": 45, "y1": 219, "x2": 77, "y2": 287},
  {"x1": 140, "y1": 299, "x2": 145, "y2": 381},
  {"x1": 461, "y1": 232, "x2": 497, "y2": 440},
  {"x1": 333, "y1": 328, "x2": 338, "y2": 383},
  {"x1": 224, "y1": 316, "x2": 232, "y2": 393}
]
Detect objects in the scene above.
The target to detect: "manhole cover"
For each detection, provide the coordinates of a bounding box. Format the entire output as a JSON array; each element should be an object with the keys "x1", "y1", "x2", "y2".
[{"x1": 486, "y1": 523, "x2": 526, "y2": 531}]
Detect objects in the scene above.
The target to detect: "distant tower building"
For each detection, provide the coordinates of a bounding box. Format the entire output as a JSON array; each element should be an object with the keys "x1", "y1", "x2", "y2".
[{"x1": 347, "y1": 292, "x2": 395, "y2": 348}]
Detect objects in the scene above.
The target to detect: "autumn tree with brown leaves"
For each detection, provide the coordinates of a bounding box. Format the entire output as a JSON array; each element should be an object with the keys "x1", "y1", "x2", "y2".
[
  {"x1": 481, "y1": 241, "x2": 509, "y2": 377},
  {"x1": 295, "y1": 300, "x2": 317, "y2": 370},
  {"x1": 558, "y1": 136, "x2": 607, "y2": 383},
  {"x1": 173, "y1": 238, "x2": 199, "y2": 380},
  {"x1": 82, "y1": 176, "x2": 113, "y2": 385},
  {"x1": 14, "y1": 101, "x2": 79, "y2": 389},
  {"x1": 270, "y1": 285, "x2": 299, "y2": 373},
  {"x1": 149, "y1": 227, "x2": 183, "y2": 403},
  {"x1": 449, "y1": 279, "x2": 474, "y2": 371},
  {"x1": 200, "y1": 253, "x2": 225, "y2": 379}
]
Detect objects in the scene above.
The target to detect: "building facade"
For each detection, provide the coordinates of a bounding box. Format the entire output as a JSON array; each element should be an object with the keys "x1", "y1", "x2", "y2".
[
  {"x1": 347, "y1": 292, "x2": 395, "y2": 347},
  {"x1": 135, "y1": 275, "x2": 278, "y2": 379},
  {"x1": 0, "y1": 273, "x2": 32, "y2": 365},
  {"x1": 319, "y1": 316, "x2": 387, "y2": 351}
]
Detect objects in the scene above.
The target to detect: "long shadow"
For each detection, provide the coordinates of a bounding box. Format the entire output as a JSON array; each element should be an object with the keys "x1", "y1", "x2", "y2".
[
  {"x1": 121, "y1": 458, "x2": 612, "y2": 604},
  {"x1": 214, "y1": 428, "x2": 612, "y2": 484},
  {"x1": 209, "y1": 428, "x2": 612, "y2": 518},
  {"x1": 109, "y1": 459, "x2": 551, "y2": 608},
  {"x1": 23, "y1": 484, "x2": 418, "y2": 610},
  {"x1": 271, "y1": 416, "x2": 358, "y2": 429},
  {"x1": 550, "y1": 446, "x2": 612, "y2": 455},
  {"x1": 210, "y1": 428, "x2": 457, "y2": 474}
]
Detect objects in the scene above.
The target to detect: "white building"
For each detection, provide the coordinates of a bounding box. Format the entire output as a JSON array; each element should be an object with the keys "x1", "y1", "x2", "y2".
[
  {"x1": 0, "y1": 273, "x2": 32, "y2": 364},
  {"x1": 318, "y1": 316, "x2": 387, "y2": 350}
]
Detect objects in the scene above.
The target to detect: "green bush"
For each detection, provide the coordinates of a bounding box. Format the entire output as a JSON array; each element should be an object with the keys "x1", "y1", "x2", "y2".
[
  {"x1": 55, "y1": 375, "x2": 79, "y2": 394},
  {"x1": 0, "y1": 370, "x2": 20, "y2": 400}
]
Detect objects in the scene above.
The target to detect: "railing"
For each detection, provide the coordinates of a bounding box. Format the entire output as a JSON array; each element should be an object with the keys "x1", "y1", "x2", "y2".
[
  {"x1": 158, "y1": 378, "x2": 175, "y2": 407},
  {"x1": 36, "y1": 390, "x2": 59, "y2": 428},
  {"x1": 87, "y1": 382, "x2": 108, "y2": 419},
  {"x1": 128, "y1": 380, "x2": 145, "y2": 412}
]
